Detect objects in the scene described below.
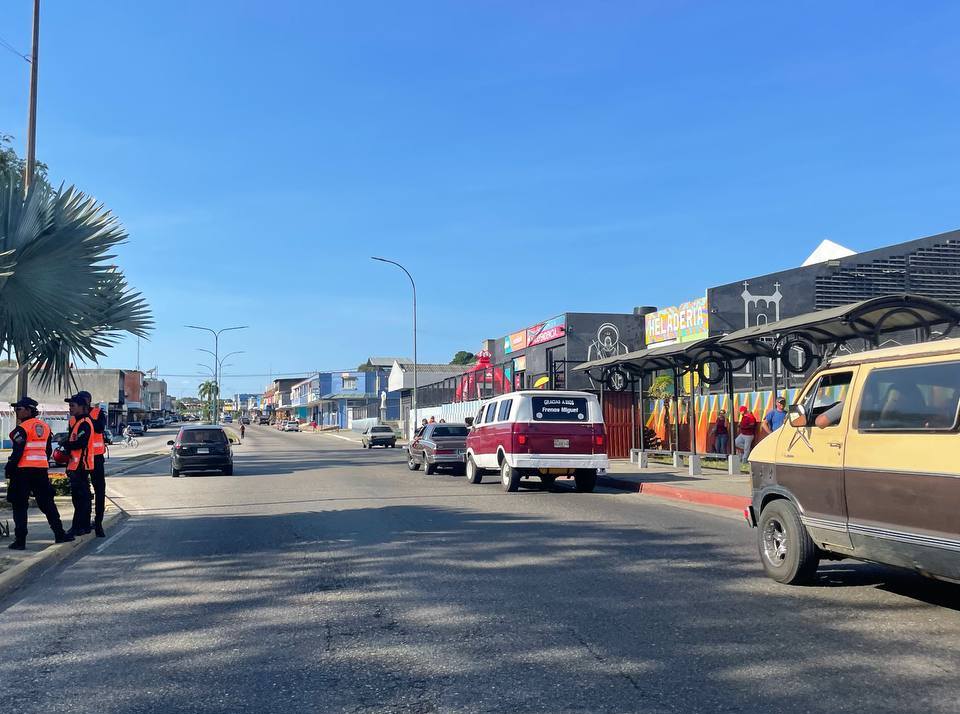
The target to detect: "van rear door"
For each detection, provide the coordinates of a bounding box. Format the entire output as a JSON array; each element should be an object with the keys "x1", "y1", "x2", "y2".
[{"x1": 521, "y1": 396, "x2": 599, "y2": 455}]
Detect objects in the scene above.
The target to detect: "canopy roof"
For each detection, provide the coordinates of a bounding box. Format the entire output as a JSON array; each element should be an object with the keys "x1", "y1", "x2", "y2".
[{"x1": 574, "y1": 294, "x2": 960, "y2": 379}]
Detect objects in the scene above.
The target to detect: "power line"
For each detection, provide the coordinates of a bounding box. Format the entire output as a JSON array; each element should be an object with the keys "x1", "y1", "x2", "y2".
[{"x1": 0, "y1": 34, "x2": 29, "y2": 62}]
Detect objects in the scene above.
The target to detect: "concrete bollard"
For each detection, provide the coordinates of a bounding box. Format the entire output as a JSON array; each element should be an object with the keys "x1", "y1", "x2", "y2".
[
  {"x1": 672, "y1": 451, "x2": 682, "y2": 468},
  {"x1": 639, "y1": 451, "x2": 649, "y2": 468},
  {"x1": 728, "y1": 454, "x2": 741, "y2": 475},
  {"x1": 688, "y1": 454, "x2": 702, "y2": 476}
]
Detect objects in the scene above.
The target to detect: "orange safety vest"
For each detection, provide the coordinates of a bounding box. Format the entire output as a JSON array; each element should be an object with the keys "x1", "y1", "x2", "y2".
[
  {"x1": 67, "y1": 416, "x2": 95, "y2": 472},
  {"x1": 14, "y1": 417, "x2": 51, "y2": 469},
  {"x1": 70, "y1": 410, "x2": 106, "y2": 457}
]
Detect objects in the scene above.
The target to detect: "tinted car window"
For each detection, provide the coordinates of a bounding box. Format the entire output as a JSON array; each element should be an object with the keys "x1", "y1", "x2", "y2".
[
  {"x1": 497, "y1": 399, "x2": 513, "y2": 421},
  {"x1": 484, "y1": 402, "x2": 498, "y2": 423},
  {"x1": 432, "y1": 425, "x2": 468, "y2": 437},
  {"x1": 531, "y1": 396, "x2": 589, "y2": 422},
  {"x1": 179, "y1": 429, "x2": 228, "y2": 444},
  {"x1": 372, "y1": 426, "x2": 393, "y2": 433},
  {"x1": 857, "y1": 361, "x2": 960, "y2": 431}
]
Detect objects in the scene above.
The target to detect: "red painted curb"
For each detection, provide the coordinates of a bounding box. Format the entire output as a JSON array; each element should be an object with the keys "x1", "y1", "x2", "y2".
[{"x1": 638, "y1": 482, "x2": 751, "y2": 512}]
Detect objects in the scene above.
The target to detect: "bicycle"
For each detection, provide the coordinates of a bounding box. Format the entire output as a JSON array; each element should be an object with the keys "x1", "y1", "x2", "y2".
[{"x1": 119, "y1": 435, "x2": 139, "y2": 449}]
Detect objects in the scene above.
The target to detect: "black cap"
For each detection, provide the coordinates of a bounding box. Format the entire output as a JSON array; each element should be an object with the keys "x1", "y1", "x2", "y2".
[
  {"x1": 10, "y1": 397, "x2": 38, "y2": 409},
  {"x1": 76, "y1": 390, "x2": 93, "y2": 405},
  {"x1": 65, "y1": 393, "x2": 87, "y2": 405}
]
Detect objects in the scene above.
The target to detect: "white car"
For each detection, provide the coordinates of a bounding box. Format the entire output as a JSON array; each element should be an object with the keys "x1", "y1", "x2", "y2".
[{"x1": 283, "y1": 420, "x2": 300, "y2": 432}]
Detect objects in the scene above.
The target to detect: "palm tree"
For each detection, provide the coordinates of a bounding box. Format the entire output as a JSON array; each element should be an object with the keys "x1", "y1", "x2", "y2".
[
  {"x1": 197, "y1": 380, "x2": 219, "y2": 420},
  {"x1": 0, "y1": 169, "x2": 152, "y2": 394}
]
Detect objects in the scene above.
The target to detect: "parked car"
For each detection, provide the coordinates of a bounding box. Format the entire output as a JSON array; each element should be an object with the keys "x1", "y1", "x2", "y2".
[
  {"x1": 464, "y1": 390, "x2": 608, "y2": 492},
  {"x1": 407, "y1": 423, "x2": 468, "y2": 474},
  {"x1": 746, "y1": 338, "x2": 960, "y2": 586},
  {"x1": 222, "y1": 414, "x2": 233, "y2": 423},
  {"x1": 126, "y1": 421, "x2": 146, "y2": 437},
  {"x1": 148, "y1": 418, "x2": 164, "y2": 428},
  {"x1": 283, "y1": 420, "x2": 300, "y2": 432},
  {"x1": 168, "y1": 424, "x2": 233, "y2": 477},
  {"x1": 258, "y1": 416, "x2": 270, "y2": 425},
  {"x1": 362, "y1": 425, "x2": 397, "y2": 449}
]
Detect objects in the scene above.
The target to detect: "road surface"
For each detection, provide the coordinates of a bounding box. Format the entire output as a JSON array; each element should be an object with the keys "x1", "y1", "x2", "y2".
[{"x1": 0, "y1": 424, "x2": 957, "y2": 713}]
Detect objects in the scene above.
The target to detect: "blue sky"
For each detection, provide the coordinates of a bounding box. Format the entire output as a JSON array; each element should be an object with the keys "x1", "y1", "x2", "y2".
[{"x1": 2, "y1": 1, "x2": 959, "y2": 397}]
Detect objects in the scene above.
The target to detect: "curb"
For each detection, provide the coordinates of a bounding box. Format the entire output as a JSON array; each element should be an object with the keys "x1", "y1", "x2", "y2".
[
  {"x1": 598, "y1": 475, "x2": 750, "y2": 512},
  {"x1": 0, "y1": 505, "x2": 128, "y2": 601}
]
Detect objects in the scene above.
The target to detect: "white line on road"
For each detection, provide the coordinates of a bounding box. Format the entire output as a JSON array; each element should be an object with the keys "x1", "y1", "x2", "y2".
[{"x1": 94, "y1": 523, "x2": 134, "y2": 554}]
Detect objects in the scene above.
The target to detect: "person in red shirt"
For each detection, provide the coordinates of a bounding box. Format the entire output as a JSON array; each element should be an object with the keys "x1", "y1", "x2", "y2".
[{"x1": 734, "y1": 405, "x2": 758, "y2": 462}]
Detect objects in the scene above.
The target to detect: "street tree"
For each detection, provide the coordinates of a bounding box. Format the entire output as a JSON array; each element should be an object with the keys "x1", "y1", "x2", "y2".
[
  {"x1": 0, "y1": 165, "x2": 152, "y2": 394},
  {"x1": 450, "y1": 351, "x2": 476, "y2": 366}
]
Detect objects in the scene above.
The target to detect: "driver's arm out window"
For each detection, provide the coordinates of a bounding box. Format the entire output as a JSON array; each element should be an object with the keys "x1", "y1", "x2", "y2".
[{"x1": 809, "y1": 372, "x2": 853, "y2": 428}]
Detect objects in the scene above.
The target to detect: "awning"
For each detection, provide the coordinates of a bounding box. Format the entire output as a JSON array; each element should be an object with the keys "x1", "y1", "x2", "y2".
[{"x1": 320, "y1": 392, "x2": 377, "y2": 401}]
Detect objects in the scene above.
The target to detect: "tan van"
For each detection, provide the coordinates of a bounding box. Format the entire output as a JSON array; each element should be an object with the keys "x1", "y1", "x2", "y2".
[{"x1": 745, "y1": 338, "x2": 960, "y2": 585}]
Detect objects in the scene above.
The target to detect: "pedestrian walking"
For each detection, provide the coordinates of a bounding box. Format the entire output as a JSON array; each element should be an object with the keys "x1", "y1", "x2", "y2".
[
  {"x1": 734, "y1": 405, "x2": 758, "y2": 462},
  {"x1": 4, "y1": 398, "x2": 74, "y2": 549},
  {"x1": 240, "y1": 423, "x2": 246, "y2": 440},
  {"x1": 761, "y1": 397, "x2": 788, "y2": 435},
  {"x1": 711, "y1": 409, "x2": 729, "y2": 454},
  {"x1": 75, "y1": 391, "x2": 107, "y2": 537},
  {"x1": 61, "y1": 394, "x2": 94, "y2": 537}
]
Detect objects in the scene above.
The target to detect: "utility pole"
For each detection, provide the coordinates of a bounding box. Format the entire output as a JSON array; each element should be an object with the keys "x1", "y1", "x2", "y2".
[{"x1": 16, "y1": 0, "x2": 41, "y2": 401}]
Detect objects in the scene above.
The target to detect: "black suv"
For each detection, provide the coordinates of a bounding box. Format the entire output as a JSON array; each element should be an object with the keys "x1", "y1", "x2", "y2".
[{"x1": 169, "y1": 425, "x2": 233, "y2": 477}]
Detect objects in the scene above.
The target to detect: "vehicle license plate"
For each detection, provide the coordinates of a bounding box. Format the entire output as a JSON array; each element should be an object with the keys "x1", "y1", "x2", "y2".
[
  {"x1": 197, "y1": 448, "x2": 209, "y2": 454},
  {"x1": 554, "y1": 439, "x2": 570, "y2": 448}
]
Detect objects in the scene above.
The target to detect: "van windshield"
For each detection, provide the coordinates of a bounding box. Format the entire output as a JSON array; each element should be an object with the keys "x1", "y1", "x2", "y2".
[{"x1": 531, "y1": 396, "x2": 589, "y2": 422}]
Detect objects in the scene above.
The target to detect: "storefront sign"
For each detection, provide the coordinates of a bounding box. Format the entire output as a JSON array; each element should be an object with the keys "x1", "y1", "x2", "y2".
[
  {"x1": 527, "y1": 315, "x2": 566, "y2": 347},
  {"x1": 645, "y1": 297, "x2": 709, "y2": 345},
  {"x1": 503, "y1": 330, "x2": 528, "y2": 354},
  {"x1": 513, "y1": 355, "x2": 526, "y2": 372}
]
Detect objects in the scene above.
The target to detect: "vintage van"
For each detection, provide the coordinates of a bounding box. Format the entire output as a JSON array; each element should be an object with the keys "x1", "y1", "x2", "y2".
[
  {"x1": 746, "y1": 338, "x2": 960, "y2": 585},
  {"x1": 464, "y1": 390, "x2": 608, "y2": 492}
]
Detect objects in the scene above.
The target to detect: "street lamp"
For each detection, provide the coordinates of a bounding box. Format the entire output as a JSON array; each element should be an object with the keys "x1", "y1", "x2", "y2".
[
  {"x1": 371, "y1": 257, "x2": 417, "y2": 435},
  {"x1": 187, "y1": 325, "x2": 247, "y2": 423}
]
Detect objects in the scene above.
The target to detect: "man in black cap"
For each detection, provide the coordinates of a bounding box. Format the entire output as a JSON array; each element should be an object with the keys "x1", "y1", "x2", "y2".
[
  {"x1": 61, "y1": 394, "x2": 94, "y2": 537},
  {"x1": 4, "y1": 398, "x2": 74, "y2": 549},
  {"x1": 75, "y1": 390, "x2": 107, "y2": 537}
]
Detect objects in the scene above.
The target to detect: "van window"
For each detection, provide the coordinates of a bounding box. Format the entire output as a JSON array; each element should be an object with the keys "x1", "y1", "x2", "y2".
[
  {"x1": 857, "y1": 361, "x2": 960, "y2": 431},
  {"x1": 531, "y1": 396, "x2": 589, "y2": 422},
  {"x1": 475, "y1": 406, "x2": 485, "y2": 425},
  {"x1": 807, "y1": 372, "x2": 852, "y2": 428},
  {"x1": 484, "y1": 402, "x2": 498, "y2": 423},
  {"x1": 497, "y1": 399, "x2": 513, "y2": 421}
]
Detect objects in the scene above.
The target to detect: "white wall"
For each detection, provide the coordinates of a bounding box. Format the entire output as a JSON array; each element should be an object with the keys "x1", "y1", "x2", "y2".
[{"x1": 409, "y1": 398, "x2": 484, "y2": 438}]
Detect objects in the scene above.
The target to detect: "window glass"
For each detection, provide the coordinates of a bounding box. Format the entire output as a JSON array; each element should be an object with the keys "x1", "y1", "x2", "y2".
[
  {"x1": 531, "y1": 396, "x2": 589, "y2": 422},
  {"x1": 432, "y1": 425, "x2": 468, "y2": 437},
  {"x1": 806, "y1": 372, "x2": 853, "y2": 427},
  {"x1": 180, "y1": 429, "x2": 227, "y2": 444},
  {"x1": 857, "y1": 361, "x2": 960, "y2": 431},
  {"x1": 484, "y1": 402, "x2": 498, "y2": 423},
  {"x1": 474, "y1": 407, "x2": 485, "y2": 424},
  {"x1": 498, "y1": 399, "x2": 513, "y2": 421}
]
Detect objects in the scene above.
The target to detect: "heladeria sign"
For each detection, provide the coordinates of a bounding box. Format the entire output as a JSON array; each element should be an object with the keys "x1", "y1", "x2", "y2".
[{"x1": 645, "y1": 296, "x2": 709, "y2": 345}]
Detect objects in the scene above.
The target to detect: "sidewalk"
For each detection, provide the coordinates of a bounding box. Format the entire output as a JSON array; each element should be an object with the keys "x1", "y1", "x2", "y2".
[{"x1": 600, "y1": 460, "x2": 751, "y2": 512}]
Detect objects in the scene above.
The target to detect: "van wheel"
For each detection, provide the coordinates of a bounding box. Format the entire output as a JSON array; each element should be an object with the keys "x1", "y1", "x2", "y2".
[
  {"x1": 501, "y1": 461, "x2": 520, "y2": 492},
  {"x1": 424, "y1": 461, "x2": 436, "y2": 475},
  {"x1": 465, "y1": 456, "x2": 483, "y2": 484},
  {"x1": 574, "y1": 469, "x2": 597, "y2": 493},
  {"x1": 758, "y1": 500, "x2": 820, "y2": 584},
  {"x1": 171, "y1": 467, "x2": 180, "y2": 478},
  {"x1": 407, "y1": 455, "x2": 421, "y2": 471}
]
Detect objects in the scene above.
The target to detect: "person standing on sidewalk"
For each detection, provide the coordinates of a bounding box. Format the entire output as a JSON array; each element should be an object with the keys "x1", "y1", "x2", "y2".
[
  {"x1": 61, "y1": 394, "x2": 94, "y2": 537},
  {"x1": 734, "y1": 405, "x2": 758, "y2": 462},
  {"x1": 4, "y1": 398, "x2": 74, "y2": 549},
  {"x1": 711, "y1": 409, "x2": 730, "y2": 454},
  {"x1": 75, "y1": 391, "x2": 107, "y2": 537},
  {"x1": 761, "y1": 397, "x2": 788, "y2": 435}
]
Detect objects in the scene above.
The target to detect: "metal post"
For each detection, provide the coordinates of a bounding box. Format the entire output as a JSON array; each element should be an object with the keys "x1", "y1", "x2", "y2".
[
  {"x1": 672, "y1": 367, "x2": 681, "y2": 454},
  {"x1": 371, "y1": 258, "x2": 417, "y2": 437},
  {"x1": 689, "y1": 371, "x2": 698, "y2": 456},
  {"x1": 23, "y1": 0, "x2": 40, "y2": 194}
]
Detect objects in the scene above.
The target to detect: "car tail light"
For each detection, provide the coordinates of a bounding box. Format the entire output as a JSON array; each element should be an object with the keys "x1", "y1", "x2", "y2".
[
  {"x1": 435, "y1": 449, "x2": 454, "y2": 455},
  {"x1": 594, "y1": 435, "x2": 605, "y2": 447},
  {"x1": 517, "y1": 434, "x2": 528, "y2": 446}
]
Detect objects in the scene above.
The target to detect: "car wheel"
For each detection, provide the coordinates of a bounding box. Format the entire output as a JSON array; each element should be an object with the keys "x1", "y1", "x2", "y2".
[
  {"x1": 500, "y1": 461, "x2": 520, "y2": 492},
  {"x1": 758, "y1": 499, "x2": 820, "y2": 584},
  {"x1": 424, "y1": 461, "x2": 436, "y2": 475},
  {"x1": 407, "y1": 454, "x2": 421, "y2": 471},
  {"x1": 465, "y1": 455, "x2": 483, "y2": 484},
  {"x1": 574, "y1": 469, "x2": 597, "y2": 493},
  {"x1": 171, "y1": 466, "x2": 180, "y2": 478}
]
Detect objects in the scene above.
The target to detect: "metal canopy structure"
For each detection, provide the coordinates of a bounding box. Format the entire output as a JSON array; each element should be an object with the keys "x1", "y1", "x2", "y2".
[{"x1": 572, "y1": 294, "x2": 960, "y2": 458}]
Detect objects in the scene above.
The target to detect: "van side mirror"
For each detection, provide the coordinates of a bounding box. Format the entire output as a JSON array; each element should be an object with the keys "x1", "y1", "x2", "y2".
[
  {"x1": 788, "y1": 404, "x2": 807, "y2": 428},
  {"x1": 464, "y1": 417, "x2": 474, "y2": 427}
]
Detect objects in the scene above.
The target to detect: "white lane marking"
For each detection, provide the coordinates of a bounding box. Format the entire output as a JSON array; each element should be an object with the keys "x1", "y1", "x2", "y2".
[
  {"x1": 323, "y1": 433, "x2": 360, "y2": 443},
  {"x1": 95, "y1": 523, "x2": 134, "y2": 554}
]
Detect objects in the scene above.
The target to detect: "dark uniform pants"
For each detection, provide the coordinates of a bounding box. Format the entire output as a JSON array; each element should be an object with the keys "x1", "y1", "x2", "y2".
[
  {"x1": 66, "y1": 468, "x2": 92, "y2": 533},
  {"x1": 91, "y1": 454, "x2": 106, "y2": 526},
  {"x1": 6, "y1": 469, "x2": 65, "y2": 540}
]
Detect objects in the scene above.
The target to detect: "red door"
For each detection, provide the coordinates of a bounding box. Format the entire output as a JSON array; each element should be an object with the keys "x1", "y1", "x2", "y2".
[{"x1": 601, "y1": 391, "x2": 635, "y2": 460}]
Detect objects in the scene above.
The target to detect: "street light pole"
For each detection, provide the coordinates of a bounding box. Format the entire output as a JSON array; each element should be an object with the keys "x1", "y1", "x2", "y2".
[
  {"x1": 371, "y1": 257, "x2": 417, "y2": 435},
  {"x1": 186, "y1": 325, "x2": 248, "y2": 421},
  {"x1": 24, "y1": 0, "x2": 40, "y2": 195}
]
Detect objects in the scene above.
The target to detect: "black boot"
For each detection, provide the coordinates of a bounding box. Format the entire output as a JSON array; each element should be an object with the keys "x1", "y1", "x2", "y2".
[
  {"x1": 94, "y1": 523, "x2": 105, "y2": 538},
  {"x1": 55, "y1": 531, "x2": 75, "y2": 543},
  {"x1": 8, "y1": 539, "x2": 26, "y2": 550}
]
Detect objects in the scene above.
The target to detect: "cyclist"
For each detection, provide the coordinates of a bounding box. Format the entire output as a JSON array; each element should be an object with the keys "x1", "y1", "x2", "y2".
[{"x1": 123, "y1": 425, "x2": 135, "y2": 446}]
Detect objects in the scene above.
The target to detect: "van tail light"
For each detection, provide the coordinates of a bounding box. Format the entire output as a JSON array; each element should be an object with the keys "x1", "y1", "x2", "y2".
[
  {"x1": 513, "y1": 424, "x2": 529, "y2": 449},
  {"x1": 517, "y1": 435, "x2": 528, "y2": 446},
  {"x1": 594, "y1": 435, "x2": 605, "y2": 447}
]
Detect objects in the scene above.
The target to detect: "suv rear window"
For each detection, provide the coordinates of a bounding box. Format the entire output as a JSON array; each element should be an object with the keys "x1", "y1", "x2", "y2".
[
  {"x1": 372, "y1": 426, "x2": 393, "y2": 433},
  {"x1": 531, "y1": 396, "x2": 589, "y2": 422},
  {"x1": 857, "y1": 361, "x2": 960, "y2": 431},
  {"x1": 432, "y1": 425, "x2": 468, "y2": 437},
  {"x1": 180, "y1": 429, "x2": 228, "y2": 444}
]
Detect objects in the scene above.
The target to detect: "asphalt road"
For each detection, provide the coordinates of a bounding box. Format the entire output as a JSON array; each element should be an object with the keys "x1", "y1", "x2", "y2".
[{"x1": 0, "y1": 425, "x2": 957, "y2": 713}]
